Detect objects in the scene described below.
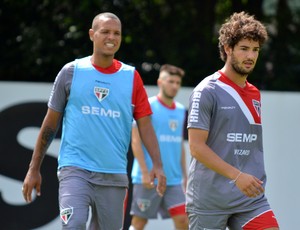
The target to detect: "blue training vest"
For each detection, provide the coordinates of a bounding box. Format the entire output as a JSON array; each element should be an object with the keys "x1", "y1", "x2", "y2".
[
  {"x1": 58, "y1": 57, "x2": 134, "y2": 173},
  {"x1": 131, "y1": 96, "x2": 186, "y2": 185}
]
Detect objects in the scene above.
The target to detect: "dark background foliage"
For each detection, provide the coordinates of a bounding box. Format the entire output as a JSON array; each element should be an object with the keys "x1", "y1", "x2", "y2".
[{"x1": 1, "y1": 0, "x2": 300, "y2": 90}]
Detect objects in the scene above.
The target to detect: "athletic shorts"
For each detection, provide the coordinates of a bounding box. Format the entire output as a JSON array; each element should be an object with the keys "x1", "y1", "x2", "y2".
[
  {"x1": 58, "y1": 166, "x2": 127, "y2": 230},
  {"x1": 130, "y1": 184, "x2": 186, "y2": 219},
  {"x1": 188, "y1": 205, "x2": 279, "y2": 230}
]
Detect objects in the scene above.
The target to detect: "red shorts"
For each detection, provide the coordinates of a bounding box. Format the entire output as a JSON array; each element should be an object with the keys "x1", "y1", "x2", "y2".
[
  {"x1": 243, "y1": 210, "x2": 279, "y2": 230},
  {"x1": 169, "y1": 203, "x2": 186, "y2": 217}
]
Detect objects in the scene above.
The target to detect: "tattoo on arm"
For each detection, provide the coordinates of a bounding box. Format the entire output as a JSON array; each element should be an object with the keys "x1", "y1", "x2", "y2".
[{"x1": 39, "y1": 126, "x2": 57, "y2": 156}]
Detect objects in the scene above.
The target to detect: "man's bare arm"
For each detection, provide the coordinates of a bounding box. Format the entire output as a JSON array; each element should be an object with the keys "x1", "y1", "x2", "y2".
[
  {"x1": 136, "y1": 116, "x2": 166, "y2": 196},
  {"x1": 22, "y1": 108, "x2": 62, "y2": 202}
]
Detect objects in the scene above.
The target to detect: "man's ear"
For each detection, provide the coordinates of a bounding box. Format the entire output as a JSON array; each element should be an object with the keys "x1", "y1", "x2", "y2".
[
  {"x1": 224, "y1": 44, "x2": 232, "y2": 56},
  {"x1": 89, "y1": 29, "x2": 94, "y2": 41},
  {"x1": 157, "y1": 78, "x2": 162, "y2": 87}
]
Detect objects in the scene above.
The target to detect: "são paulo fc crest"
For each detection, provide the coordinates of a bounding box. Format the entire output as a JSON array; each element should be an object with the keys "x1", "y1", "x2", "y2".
[
  {"x1": 137, "y1": 198, "x2": 151, "y2": 212},
  {"x1": 60, "y1": 207, "x2": 73, "y2": 225},
  {"x1": 94, "y1": 87, "x2": 109, "y2": 102},
  {"x1": 252, "y1": 99, "x2": 261, "y2": 117},
  {"x1": 169, "y1": 119, "x2": 178, "y2": 131}
]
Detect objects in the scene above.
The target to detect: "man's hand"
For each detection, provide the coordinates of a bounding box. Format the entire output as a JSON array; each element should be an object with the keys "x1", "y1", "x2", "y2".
[
  {"x1": 141, "y1": 171, "x2": 155, "y2": 189},
  {"x1": 22, "y1": 169, "x2": 42, "y2": 203},
  {"x1": 235, "y1": 173, "x2": 264, "y2": 198},
  {"x1": 149, "y1": 166, "x2": 166, "y2": 197}
]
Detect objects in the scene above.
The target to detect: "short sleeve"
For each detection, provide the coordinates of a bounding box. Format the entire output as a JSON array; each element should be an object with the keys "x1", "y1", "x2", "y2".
[
  {"x1": 48, "y1": 62, "x2": 74, "y2": 112},
  {"x1": 187, "y1": 87, "x2": 213, "y2": 131},
  {"x1": 132, "y1": 70, "x2": 152, "y2": 120}
]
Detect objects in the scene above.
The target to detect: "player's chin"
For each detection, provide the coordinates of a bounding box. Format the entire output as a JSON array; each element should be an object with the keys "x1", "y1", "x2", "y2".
[
  {"x1": 100, "y1": 47, "x2": 119, "y2": 56},
  {"x1": 166, "y1": 93, "x2": 176, "y2": 99},
  {"x1": 102, "y1": 50, "x2": 117, "y2": 57},
  {"x1": 242, "y1": 66, "x2": 254, "y2": 74}
]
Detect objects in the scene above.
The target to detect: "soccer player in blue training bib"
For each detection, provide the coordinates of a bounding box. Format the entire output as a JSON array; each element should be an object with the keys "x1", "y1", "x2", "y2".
[
  {"x1": 187, "y1": 12, "x2": 280, "y2": 230},
  {"x1": 22, "y1": 12, "x2": 166, "y2": 230},
  {"x1": 130, "y1": 64, "x2": 189, "y2": 230}
]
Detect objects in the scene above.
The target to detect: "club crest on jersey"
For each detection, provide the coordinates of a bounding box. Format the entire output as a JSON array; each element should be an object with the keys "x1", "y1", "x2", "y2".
[
  {"x1": 169, "y1": 119, "x2": 178, "y2": 131},
  {"x1": 252, "y1": 99, "x2": 261, "y2": 117},
  {"x1": 60, "y1": 207, "x2": 73, "y2": 225},
  {"x1": 94, "y1": 87, "x2": 109, "y2": 102},
  {"x1": 137, "y1": 198, "x2": 151, "y2": 212}
]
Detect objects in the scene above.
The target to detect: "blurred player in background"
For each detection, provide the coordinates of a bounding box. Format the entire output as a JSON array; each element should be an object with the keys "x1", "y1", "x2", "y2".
[{"x1": 130, "y1": 64, "x2": 188, "y2": 230}]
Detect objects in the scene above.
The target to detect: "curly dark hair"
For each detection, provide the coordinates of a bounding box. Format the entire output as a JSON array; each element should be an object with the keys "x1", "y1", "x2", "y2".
[{"x1": 218, "y1": 11, "x2": 268, "y2": 62}]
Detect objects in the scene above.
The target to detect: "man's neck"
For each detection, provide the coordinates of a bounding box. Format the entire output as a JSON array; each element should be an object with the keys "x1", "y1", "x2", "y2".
[
  {"x1": 157, "y1": 94, "x2": 174, "y2": 107},
  {"x1": 90, "y1": 54, "x2": 114, "y2": 68},
  {"x1": 220, "y1": 66, "x2": 247, "y2": 88}
]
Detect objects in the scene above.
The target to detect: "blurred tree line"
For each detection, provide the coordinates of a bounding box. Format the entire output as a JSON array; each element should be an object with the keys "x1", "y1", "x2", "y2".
[{"x1": 1, "y1": 0, "x2": 300, "y2": 91}]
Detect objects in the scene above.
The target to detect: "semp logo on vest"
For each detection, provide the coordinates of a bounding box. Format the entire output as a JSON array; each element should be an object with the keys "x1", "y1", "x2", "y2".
[{"x1": 94, "y1": 87, "x2": 109, "y2": 102}]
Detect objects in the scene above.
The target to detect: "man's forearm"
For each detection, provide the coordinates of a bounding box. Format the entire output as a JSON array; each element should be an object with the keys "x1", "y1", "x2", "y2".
[
  {"x1": 137, "y1": 117, "x2": 163, "y2": 167},
  {"x1": 29, "y1": 125, "x2": 57, "y2": 171}
]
